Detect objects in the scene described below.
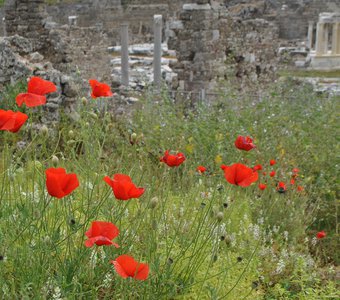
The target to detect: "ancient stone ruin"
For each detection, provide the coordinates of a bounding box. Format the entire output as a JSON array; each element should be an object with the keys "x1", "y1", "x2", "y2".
[
  {"x1": 1, "y1": 0, "x2": 340, "y2": 112},
  {"x1": 309, "y1": 12, "x2": 340, "y2": 69}
]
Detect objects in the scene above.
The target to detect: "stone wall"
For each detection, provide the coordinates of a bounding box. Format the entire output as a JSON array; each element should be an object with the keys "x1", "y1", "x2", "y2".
[
  {"x1": 4, "y1": 0, "x2": 50, "y2": 51},
  {"x1": 226, "y1": 0, "x2": 340, "y2": 39},
  {"x1": 168, "y1": 0, "x2": 280, "y2": 98},
  {"x1": 44, "y1": 0, "x2": 187, "y2": 43},
  {"x1": 0, "y1": 35, "x2": 80, "y2": 123}
]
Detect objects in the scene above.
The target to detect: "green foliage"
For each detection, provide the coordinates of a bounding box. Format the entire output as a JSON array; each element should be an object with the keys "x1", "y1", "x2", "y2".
[{"x1": 0, "y1": 80, "x2": 338, "y2": 298}]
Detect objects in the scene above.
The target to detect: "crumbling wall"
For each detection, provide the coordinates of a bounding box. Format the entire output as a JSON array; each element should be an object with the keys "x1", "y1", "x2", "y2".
[
  {"x1": 4, "y1": 0, "x2": 50, "y2": 51},
  {"x1": 226, "y1": 0, "x2": 340, "y2": 39},
  {"x1": 168, "y1": 0, "x2": 228, "y2": 96},
  {"x1": 0, "y1": 35, "x2": 80, "y2": 123},
  {"x1": 168, "y1": 0, "x2": 280, "y2": 98}
]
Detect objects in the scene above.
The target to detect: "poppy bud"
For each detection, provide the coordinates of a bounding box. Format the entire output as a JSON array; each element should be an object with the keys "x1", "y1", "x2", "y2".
[
  {"x1": 67, "y1": 139, "x2": 76, "y2": 145},
  {"x1": 89, "y1": 112, "x2": 98, "y2": 120},
  {"x1": 40, "y1": 125, "x2": 48, "y2": 137},
  {"x1": 81, "y1": 97, "x2": 88, "y2": 105},
  {"x1": 34, "y1": 160, "x2": 42, "y2": 169},
  {"x1": 68, "y1": 130, "x2": 74, "y2": 138},
  {"x1": 150, "y1": 197, "x2": 158, "y2": 209},
  {"x1": 130, "y1": 133, "x2": 137, "y2": 145},
  {"x1": 51, "y1": 155, "x2": 59, "y2": 167},
  {"x1": 216, "y1": 212, "x2": 224, "y2": 222}
]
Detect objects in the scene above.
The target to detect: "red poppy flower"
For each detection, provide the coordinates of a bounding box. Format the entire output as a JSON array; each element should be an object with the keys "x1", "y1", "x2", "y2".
[
  {"x1": 45, "y1": 168, "x2": 79, "y2": 198},
  {"x1": 297, "y1": 186, "x2": 304, "y2": 192},
  {"x1": 234, "y1": 135, "x2": 256, "y2": 151},
  {"x1": 110, "y1": 255, "x2": 149, "y2": 281},
  {"x1": 16, "y1": 77, "x2": 57, "y2": 107},
  {"x1": 276, "y1": 181, "x2": 286, "y2": 193},
  {"x1": 0, "y1": 110, "x2": 28, "y2": 133},
  {"x1": 292, "y1": 168, "x2": 299, "y2": 173},
  {"x1": 290, "y1": 179, "x2": 295, "y2": 185},
  {"x1": 270, "y1": 159, "x2": 276, "y2": 166},
  {"x1": 84, "y1": 221, "x2": 119, "y2": 248},
  {"x1": 104, "y1": 174, "x2": 145, "y2": 200},
  {"x1": 89, "y1": 79, "x2": 113, "y2": 98},
  {"x1": 316, "y1": 231, "x2": 326, "y2": 239},
  {"x1": 196, "y1": 166, "x2": 207, "y2": 173},
  {"x1": 269, "y1": 171, "x2": 276, "y2": 177},
  {"x1": 263, "y1": 172, "x2": 267, "y2": 176},
  {"x1": 160, "y1": 150, "x2": 186, "y2": 167},
  {"x1": 259, "y1": 183, "x2": 267, "y2": 190},
  {"x1": 222, "y1": 163, "x2": 258, "y2": 187},
  {"x1": 253, "y1": 164, "x2": 262, "y2": 171}
]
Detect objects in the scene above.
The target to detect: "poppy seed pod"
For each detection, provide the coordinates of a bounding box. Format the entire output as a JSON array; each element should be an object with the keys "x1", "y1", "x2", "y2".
[
  {"x1": 150, "y1": 197, "x2": 158, "y2": 209},
  {"x1": 51, "y1": 155, "x2": 59, "y2": 167},
  {"x1": 40, "y1": 125, "x2": 49, "y2": 137},
  {"x1": 216, "y1": 212, "x2": 224, "y2": 222},
  {"x1": 81, "y1": 97, "x2": 88, "y2": 105},
  {"x1": 68, "y1": 130, "x2": 74, "y2": 138},
  {"x1": 89, "y1": 112, "x2": 98, "y2": 120},
  {"x1": 131, "y1": 132, "x2": 137, "y2": 143}
]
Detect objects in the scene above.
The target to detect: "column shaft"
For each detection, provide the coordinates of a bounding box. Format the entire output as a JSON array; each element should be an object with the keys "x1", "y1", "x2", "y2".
[
  {"x1": 307, "y1": 22, "x2": 314, "y2": 49},
  {"x1": 120, "y1": 23, "x2": 129, "y2": 87},
  {"x1": 153, "y1": 15, "x2": 163, "y2": 91},
  {"x1": 315, "y1": 23, "x2": 325, "y2": 55},
  {"x1": 331, "y1": 22, "x2": 340, "y2": 55}
]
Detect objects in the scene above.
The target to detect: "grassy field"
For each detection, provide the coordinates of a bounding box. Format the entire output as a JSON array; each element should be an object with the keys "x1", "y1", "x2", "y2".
[{"x1": 0, "y1": 80, "x2": 339, "y2": 299}]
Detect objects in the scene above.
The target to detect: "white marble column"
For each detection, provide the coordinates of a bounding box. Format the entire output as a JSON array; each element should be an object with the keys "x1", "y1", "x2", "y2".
[
  {"x1": 331, "y1": 22, "x2": 340, "y2": 55},
  {"x1": 315, "y1": 22, "x2": 325, "y2": 55},
  {"x1": 120, "y1": 23, "x2": 129, "y2": 87},
  {"x1": 307, "y1": 21, "x2": 314, "y2": 49},
  {"x1": 153, "y1": 15, "x2": 163, "y2": 91},
  {"x1": 323, "y1": 23, "x2": 329, "y2": 54}
]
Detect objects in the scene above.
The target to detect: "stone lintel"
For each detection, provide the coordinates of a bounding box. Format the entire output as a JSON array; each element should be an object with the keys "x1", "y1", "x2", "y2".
[
  {"x1": 319, "y1": 12, "x2": 340, "y2": 23},
  {"x1": 183, "y1": 4, "x2": 211, "y2": 11}
]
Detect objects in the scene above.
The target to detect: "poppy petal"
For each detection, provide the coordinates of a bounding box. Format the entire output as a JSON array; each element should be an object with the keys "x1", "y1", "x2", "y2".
[
  {"x1": 62, "y1": 173, "x2": 79, "y2": 196},
  {"x1": 27, "y1": 77, "x2": 57, "y2": 95},
  {"x1": 16, "y1": 93, "x2": 47, "y2": 108}
]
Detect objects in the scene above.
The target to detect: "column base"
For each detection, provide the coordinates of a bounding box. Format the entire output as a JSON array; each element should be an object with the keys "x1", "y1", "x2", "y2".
[{"x1": 310, "y1": 52, "x2": 340, "y2": 69}]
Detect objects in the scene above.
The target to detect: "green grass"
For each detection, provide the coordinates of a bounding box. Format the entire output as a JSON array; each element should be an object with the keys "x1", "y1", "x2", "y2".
[
  {"x1": 0, "y1": 80, "x2": 339, "y2": 299},
  {"x1": 279, "y1": 68, "x2": 340, "y2": 78}
]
